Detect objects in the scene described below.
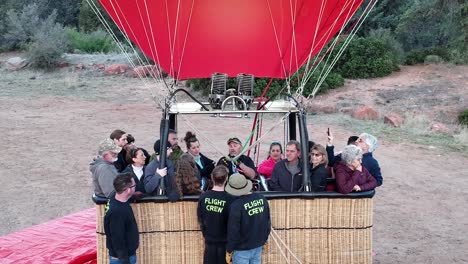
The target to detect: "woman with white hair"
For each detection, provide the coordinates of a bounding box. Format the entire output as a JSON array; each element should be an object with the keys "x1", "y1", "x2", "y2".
[
  {"x1": 334, "y1": 145, "x2": 377, "y2": 194},
  {"x1": 356, "y1": 133, "x2": 383, "y2": 186}
]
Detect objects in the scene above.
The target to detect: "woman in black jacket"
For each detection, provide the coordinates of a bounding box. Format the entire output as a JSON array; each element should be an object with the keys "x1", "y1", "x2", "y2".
[
  {"x1": 184, "y1": 131, "x2": 215, "y2": 191},
  {"x1": 122, "y1": 147, "x2": 147, "y2": 195},
  {"x1": 309, "y1": 144, "x2": 328, "y2": 192}
]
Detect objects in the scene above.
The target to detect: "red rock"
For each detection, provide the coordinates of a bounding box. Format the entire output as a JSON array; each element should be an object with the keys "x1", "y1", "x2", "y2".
[
  {"x1": 352, "y1": 106, "x2": 379, "y2": 120},
  {"x1": 306, "y1": 103, "x2": 336, "y2": 113},
  {"x1": 131, "y1": 65, "x2": 162, "y2": 78},
  {"x1": 75, "y1": 63, "x2": 85, "y2": 70},
  {"x1": 94, "y1": 64, "x2": 105, "y2": 70},
  {"x1": 57, "y1": 62, "x2": 70, "y2": 68},
  {"x1": 339, "y1": 107, "x2": 353, "y2": 114},
  {"x1": 384, "y1": 112, "x2": 404, "y2": 127},
  {"x1": 430, "y1": 121, "x2": 450, "y2": 134},
  {"x1": 104, "y1": 64, "x2": 129, "y2": 75}
]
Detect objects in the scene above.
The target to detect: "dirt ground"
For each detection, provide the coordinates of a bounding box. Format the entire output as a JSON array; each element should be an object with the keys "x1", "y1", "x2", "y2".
[{"x1": 0, "y1": 53, "x2": 467, "y2": 263}]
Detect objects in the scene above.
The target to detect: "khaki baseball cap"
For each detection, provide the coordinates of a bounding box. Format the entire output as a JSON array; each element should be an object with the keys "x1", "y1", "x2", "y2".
[{"x1": 98, "y1": 138, "x2": 121, "y2": 155}]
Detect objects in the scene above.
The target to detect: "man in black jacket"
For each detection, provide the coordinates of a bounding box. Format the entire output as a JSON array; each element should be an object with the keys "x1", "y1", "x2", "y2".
[
  {"x1": 269, "y1": 140, "x2": 303, "y2": 192},
  {"x1": 197, "y1": 166, "x2": 234, "y2": 264},
  {"x1": 217, "y1": 137, "x2": 256, "y2": 179},
  {"x1": 225, "y1": 173, "x2": 271, "y2": 264},
  {"x1": 104, "y1": 173, "x2": 139, "y2": 264}
]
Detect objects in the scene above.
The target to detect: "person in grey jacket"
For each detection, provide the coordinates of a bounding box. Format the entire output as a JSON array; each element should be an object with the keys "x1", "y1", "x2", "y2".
[
  {"x1": 90, "y1": 138, "x2": 122, "y2": 198},
  {"x1": 269, "y1": 140, "x2": 303, "y2": 192}
]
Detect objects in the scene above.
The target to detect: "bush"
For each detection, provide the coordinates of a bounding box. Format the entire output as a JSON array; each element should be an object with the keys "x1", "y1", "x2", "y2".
[
  {"x1": 66, "y1": 27, "x2": 114, "y2": 53},
  {"x1": 369, "y1": 28, "x2": 405, "y2": 64},
  {"x1": 404, "y1": 47, "x2": 451, "y2": 65},
  {"x1": 424, "y1": 55, "x2": 443, "y2": 64},
  {"x1": 458, "y1": 110, "x2": 468, "y2": 127},
  {"x1": 27, "y1": 11, "x2": 69, "y2": 69},
  {"x1": 334, "y1": 37, "x2": 400, "y2": 79},
  {"x1": 2, "y1": 3, "x2": 42, "y2": 50}
]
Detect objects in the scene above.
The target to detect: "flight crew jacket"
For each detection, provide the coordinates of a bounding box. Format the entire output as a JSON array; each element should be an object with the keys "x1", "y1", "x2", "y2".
[{"x1": 226, "y1": 192, "x2": 271, "y2": 252}]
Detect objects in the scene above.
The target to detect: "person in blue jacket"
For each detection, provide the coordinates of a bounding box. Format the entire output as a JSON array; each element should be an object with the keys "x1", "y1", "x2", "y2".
[{"x1": 356, "y1": 133, "x2": 383, "y2": 186}]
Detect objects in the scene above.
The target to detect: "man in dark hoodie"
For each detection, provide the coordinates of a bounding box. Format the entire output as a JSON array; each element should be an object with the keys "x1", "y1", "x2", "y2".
[
  {"x1": 225, "y1": 173, "x2": 271, "y2": 264},
  {"x1": 90, "y1": 138, "x2": 122, "y2": 198},
  {"x1": 269, "y1": 140, "x2": 303, "y2": 192},
  {"x1": 197, "y1": 166, "x2": 234, "y2": 264},
  {"x1": 104, "y1": 173, "x2": 139, "y2": 264}
]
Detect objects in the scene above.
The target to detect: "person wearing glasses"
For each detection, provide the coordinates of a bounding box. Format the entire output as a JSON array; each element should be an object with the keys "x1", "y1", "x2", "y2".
[
  {"x1": 104, "y1": 173, "x2": 139, "y2": 264},
  {"x1": 334, "y1": 145, "x2": 377, "y2": 194},
  {"x1": 217, "y1": 137, "x2": 257, "y2": 180},
  {"x1": 257, "y1": 141, "x2": 283, "y2": 179},
  {"x1": 90, "y1": 138, "x2": 122, "y2": 198},
  {"x1": 309, "y1": 144, "x2": 328, "y2": 192},
  {"x1": 110, "y1": 129, "x2": 129, "y2": 172},
  {"x1": 356, "y1": 133, "x2": 383, "y2": 187}
]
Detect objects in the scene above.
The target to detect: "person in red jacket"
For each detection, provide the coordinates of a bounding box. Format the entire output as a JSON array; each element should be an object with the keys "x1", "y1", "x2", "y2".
[
  {"x1": 335, "y1": 145, "x2": 377, "y2": 194},
  {"x1": 257, "y1": 141, "x2": 283, "y2": 179}
]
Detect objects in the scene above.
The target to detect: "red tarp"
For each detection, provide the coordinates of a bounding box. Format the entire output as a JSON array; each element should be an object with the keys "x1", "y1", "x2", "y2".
[{"x1": 0, "y1": 208, "x2": 97, "y2": 264}]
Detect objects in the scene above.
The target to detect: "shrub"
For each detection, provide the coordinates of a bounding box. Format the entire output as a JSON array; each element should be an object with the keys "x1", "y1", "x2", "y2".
[
  {"x1": 404, "y1": 47, "x2": 450, "y2": 65},
  {"x1": 424, "y1": 55, "x2": 443, "y2": 64},
  {"x1": 369, "y1": 28, "x2": 405, "y2": 64},
  {"x1": 458, "y1": 110, "x2": 468, "y2": 127},
  {"x1": 66, "y1": 27, "x2": 114, "y2": 53},
  {"x1": 2, "y1": 3, "x2": 42, "y2": 50},
  {"x1": 334, "y1": 37, "x2": 400, "y2": 79},
  {"x1": 27, "y1": 11, "x2": 69, "y2": 69}
]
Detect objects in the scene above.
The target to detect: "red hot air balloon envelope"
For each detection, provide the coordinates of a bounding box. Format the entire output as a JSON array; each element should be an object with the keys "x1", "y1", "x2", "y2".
[{"x1": 98, "y1": 0, "x2": 363, "y2": 80}]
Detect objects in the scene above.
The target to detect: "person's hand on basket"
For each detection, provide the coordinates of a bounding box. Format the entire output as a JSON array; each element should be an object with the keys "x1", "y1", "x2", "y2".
[{"x1": 225, "y1": 251, "x2": 233, "y2": 264}]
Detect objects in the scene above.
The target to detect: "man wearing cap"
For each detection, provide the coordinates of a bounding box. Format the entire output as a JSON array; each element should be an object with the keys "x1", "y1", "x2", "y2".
[
  {"x1": 269, "y1": 140, "x2": 303, "y2": 192},
  {"x1": 225, "y1": 173, "x2": 271, "y2": 264},
  {"x1": 144, "y1": 139, "x2": 179, "y2": 201},
  {"x1": 217, "y1": 137, "x2": 257, "y2": 180},
  {"x1": 90, "y1": 138, "x2": 122, "y2": 198}
]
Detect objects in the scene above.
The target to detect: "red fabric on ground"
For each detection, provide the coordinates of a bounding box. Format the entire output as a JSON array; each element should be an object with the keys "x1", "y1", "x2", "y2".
[{"x1": 0, "y1": 208, "x2": 97, "y2": 264}]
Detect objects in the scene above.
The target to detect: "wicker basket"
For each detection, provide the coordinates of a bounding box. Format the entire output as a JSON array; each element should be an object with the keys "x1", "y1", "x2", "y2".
[{"x1": 96, "y1": 197, "x2": 372, "y2": 264}]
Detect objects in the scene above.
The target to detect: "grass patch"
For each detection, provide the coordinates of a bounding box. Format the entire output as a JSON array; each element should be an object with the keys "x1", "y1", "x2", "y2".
[{"x1": 310, "y1": 113, "x2": 468, "y2": 156}]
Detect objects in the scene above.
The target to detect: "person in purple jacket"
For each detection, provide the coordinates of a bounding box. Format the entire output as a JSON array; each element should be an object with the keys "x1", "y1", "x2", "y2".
[{"x1": 335, "y1": 145, "x2": 377, "y2": 194}]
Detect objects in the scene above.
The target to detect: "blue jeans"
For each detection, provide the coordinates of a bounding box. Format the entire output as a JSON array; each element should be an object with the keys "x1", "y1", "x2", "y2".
[
  {"x1": 109, "y1": 254, "x2": 136, "y2": 264},
  {"x1": 232, "y1": 246, "x2": 263, "y2": 264}
]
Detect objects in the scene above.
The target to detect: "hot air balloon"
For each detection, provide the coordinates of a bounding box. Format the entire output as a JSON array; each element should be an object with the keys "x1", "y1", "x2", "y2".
[{"x1": 87, "y1": 1, "x2": 379, "y2": 263}]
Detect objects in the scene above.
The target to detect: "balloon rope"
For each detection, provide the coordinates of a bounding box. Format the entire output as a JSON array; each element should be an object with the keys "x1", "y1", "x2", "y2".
[
  {"x1": 270, "y1": 227, "x2": 303, "y2": 263},
  {"x1": 307, "y1": 0, "x2": 379, "y2": 98},
  {"x1": 287, "y1": 0, "x2": 299, "y2": 84},
  {"x1": 176, "y1": 0, "x2": 195, "y2": 81},
  {"x1": 297, "y1": 0, "x2": 355, "y2": 96},
  {"x1": 247, "y1": 78, "x2": 273, "y2": 157},
  {"x1": 85, "y1": 0, "x2": 166, "y2": 108},
  {"x1": 265, "y1": 0, "x2": 290, "y2": 85}
]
